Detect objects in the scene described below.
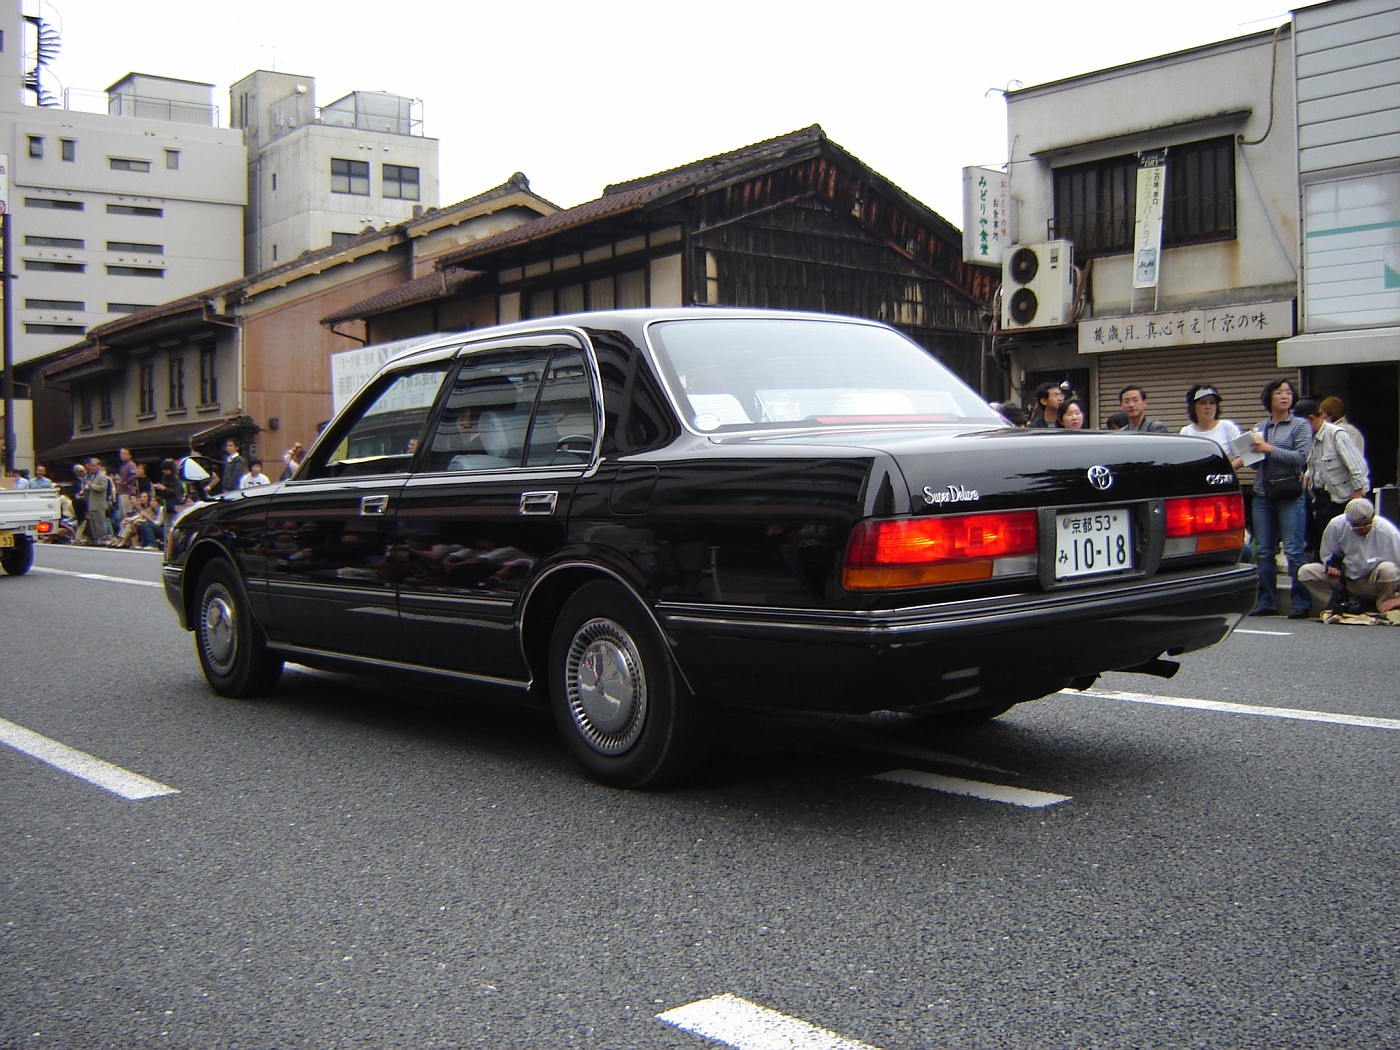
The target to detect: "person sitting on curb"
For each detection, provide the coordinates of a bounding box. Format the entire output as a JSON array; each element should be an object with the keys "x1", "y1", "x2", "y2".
[{"x1": 1297, "y1": 498, "x2": 1400, "y2": 619}]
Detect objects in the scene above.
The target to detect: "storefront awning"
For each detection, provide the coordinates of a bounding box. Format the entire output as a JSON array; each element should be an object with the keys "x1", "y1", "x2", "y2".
[
  {"x1": 38, "y1": 417, "x2": 258, "y2": 464},
  {"x1": 1277, "y1": 327, "x2": 1400, "y2": 366}
]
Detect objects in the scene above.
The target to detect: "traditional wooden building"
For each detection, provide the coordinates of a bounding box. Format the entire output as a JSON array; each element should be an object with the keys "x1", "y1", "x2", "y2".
[{"x1": 324, "y1": 126, "x2": 994, "y2": 390}]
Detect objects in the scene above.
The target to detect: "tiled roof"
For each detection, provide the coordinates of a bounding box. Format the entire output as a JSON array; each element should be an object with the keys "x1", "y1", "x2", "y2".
[
  {"x1": 434, "y1": 125, "x2": 830, "y2": 268},
  {"x1": 321, "y1": 266, "x2": 483, "y2": 325}
]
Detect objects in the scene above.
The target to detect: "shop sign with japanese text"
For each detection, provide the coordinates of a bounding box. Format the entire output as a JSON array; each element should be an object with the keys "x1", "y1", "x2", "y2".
[{"x1": 1077, "y1": 300, "x2": 1294, "y2": 354}]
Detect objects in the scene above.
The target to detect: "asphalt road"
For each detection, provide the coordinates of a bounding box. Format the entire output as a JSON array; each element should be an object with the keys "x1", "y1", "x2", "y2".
[{"x1": 2, "y1": 543, "x2": 1396, "y2": 1049}]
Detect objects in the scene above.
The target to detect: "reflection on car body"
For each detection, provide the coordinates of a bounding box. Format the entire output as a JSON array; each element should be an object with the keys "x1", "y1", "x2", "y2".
[{"x1": 163, "y1": 308, "x2": 1256, "y2": 787}]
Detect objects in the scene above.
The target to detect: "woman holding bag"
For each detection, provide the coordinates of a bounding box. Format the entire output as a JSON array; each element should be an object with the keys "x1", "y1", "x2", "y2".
[{"x1": 1249, "y1": 378, "x2": 1313, "y2": 617}]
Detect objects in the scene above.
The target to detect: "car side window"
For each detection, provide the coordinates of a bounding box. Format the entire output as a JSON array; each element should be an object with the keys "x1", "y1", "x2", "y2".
[
  {"x1": 424, "y1": 350, "x2": 549, "y2": 472},
  {"x1": 526, "y1": 349, "x2": 596, "y2": 466},
  {"x1": 302, "y1": 363, "x2": 451, "y2": 480}
]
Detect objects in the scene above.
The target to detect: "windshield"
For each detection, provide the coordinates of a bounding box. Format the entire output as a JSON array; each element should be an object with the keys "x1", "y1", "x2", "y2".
[{"x1": 647, "y1": 317, "x2": 1003, "y2": 433}]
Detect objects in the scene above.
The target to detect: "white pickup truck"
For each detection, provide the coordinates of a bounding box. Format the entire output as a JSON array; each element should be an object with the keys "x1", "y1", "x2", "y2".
[{"x1": 0, "y1": 483, "x2": 59, "y2": 576}]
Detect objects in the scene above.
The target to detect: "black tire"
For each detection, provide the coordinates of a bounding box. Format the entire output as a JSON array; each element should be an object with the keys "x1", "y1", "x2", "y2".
[
  {"x1": 932, "y1": 701, "x2": 1017, "y2": 726},
  {"x1": 548, "y1": 581, "x2": 706, "y2": 788},
  {"x1": 193, "y1": 559, "x2": 283, "y2": 697},
  {"x1": 0, "y1": 535, "x2": 34, "y2": 576}
]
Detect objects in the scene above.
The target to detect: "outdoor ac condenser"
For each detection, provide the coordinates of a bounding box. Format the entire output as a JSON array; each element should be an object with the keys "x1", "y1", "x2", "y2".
[{"x1": 1001, "y1": 240, "x2": 1076, "y2": 330}]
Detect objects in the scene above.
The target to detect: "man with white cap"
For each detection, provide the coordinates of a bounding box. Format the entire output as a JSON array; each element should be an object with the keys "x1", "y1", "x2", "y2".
[{"x1": 1298, "y1": 498, "x2": 1400, "y2": 617}]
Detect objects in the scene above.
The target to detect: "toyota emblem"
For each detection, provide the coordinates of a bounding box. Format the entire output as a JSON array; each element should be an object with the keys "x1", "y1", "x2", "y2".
[{"x1": 1087, "y1": 465, "x2": 1115, "y2": 491}]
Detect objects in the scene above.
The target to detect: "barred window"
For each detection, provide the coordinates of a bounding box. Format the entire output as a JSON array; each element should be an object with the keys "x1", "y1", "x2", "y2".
[
  {"x1": 1053, "y1": 137, "x2": 1236, "y2": 257},
  {"x1": 139, "y1": 359, "x2": 156, "y2": 415}
]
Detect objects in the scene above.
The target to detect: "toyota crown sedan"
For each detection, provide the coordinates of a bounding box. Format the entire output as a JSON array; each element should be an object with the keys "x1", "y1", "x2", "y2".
[{"x1": 163, "y1": 308, "x2": 1256, "y2": 787}]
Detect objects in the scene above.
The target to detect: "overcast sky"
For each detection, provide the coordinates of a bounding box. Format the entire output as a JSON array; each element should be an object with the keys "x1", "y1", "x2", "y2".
[{"x1": 36, "y1": 0, "x2": 1309, "y2": 223}]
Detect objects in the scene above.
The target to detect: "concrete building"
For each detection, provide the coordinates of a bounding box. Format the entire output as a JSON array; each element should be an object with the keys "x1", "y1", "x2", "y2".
[
  {"x1": 998, "y1": 25, "x2": 1302, "y2": 463},
  {"x1": 233, "y1": 70, "x2": 439, "y2": 273},
  {"x1": 0, "y1": 3, "x2": 245, "y2": 371},
  {"x1": 1278, "y1": 0, "x2": 1399, "y2": 486}
]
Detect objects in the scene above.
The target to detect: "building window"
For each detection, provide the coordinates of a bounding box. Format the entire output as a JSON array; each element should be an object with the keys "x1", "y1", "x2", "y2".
[
  {"x1": 107, "y1": 265, "x2": 165, "y2": 278},
  {"x1": 109, "y1": 157, "x2": 152, "y2": 172},
  {"x1": 107, "y1": 204, "x2": 162, "y2": 217},
  {"x1": 25, "y1": 235, "x2": 84, "y2": 248},
  {"x1": 24, "y1": 259, "x2": 85, "y2": 273},
  {"x1": 61, "y1": 138, "x2": 75, "y2": 162},
  {"x1": 25, "y1": 197, "x2": 83, "y2": 211},
  {"x1": 139, "y1": 359, "x2": 156, "y2": 416},
  {"x1": 165, "y1": 149, "x2": 180, "y2": 170},
  {"x1": 78, "y1": 387, "x2": 93, "y2": 430},
  {"x1": 24, "y1": 322, "x2": 84, "y2": 335},
  {"x1": 271, "y1": 172, "x2": 277, "y2": 191},
  {"x1": 108, "y1": 240, "x2": 163, "y2": 254},
  {"x1": 108, "y1": 302, "x2": 153, "y2": 314},
  {"x1": 25, "y1": 298, "x2": 84, "y2": 310},
  {"x1": 1052, "y1": 136, "x2": 1237, "y2": 256},
  {"x1": 169, "y1": 354, "x2": 186, "y2": 410},
  {"x1": 98, "y1": 379, "x2": 113, "y2": 426},
  {"x1": 331, "y1": 157, "x2": 370, "y2": 195},
  {"x1": 383, "y1": 164, "x2": 420, "y2": 200},
  {"x1": 27, "y1": 136, "x2": 43, "y2": 158},
  {"x1": 330, "y1": 231, "x2": 358, "y2": 245},
  {"x1": 198, "y1": 344, "x2": 218, "y2": 406}
]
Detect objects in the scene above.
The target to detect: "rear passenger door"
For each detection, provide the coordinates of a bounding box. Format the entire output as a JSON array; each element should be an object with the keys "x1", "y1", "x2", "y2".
[{"x1": 394, "y1": 333, "x2": 598, "y2": 685}]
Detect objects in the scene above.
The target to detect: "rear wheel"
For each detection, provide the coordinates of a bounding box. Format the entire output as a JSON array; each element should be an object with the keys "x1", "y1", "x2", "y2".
[
  {"x1": 549, "y1": 581, "x2": 706, "y2": 788},
  {"x1": 0, "y1": 535, "x2": 34, "y2": 576},
  {"x1": 193, "y1": 560, "x2": 283, "y2": 697}
]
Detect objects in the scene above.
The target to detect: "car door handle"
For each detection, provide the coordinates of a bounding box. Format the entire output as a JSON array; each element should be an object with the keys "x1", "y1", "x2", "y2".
[
  {"x1": 360, "y1": 494, "x2": 390, "y2": 516},
  {"x1": 519, "y1": 491, "x2": 558, "y2": 516}
]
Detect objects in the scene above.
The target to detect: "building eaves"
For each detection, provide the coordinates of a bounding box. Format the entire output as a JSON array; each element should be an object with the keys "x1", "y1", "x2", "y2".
[{"x1": 320, "y1": 266, "x2": 484, "y2": 326}]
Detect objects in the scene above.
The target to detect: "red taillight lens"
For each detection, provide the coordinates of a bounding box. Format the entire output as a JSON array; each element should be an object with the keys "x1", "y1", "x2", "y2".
[
  {"x1": 37, "y1": 521, "x2": 53, "y2": 534},
  {"x1": 844, "y1": 511, "x2": 1038, "y2": 589},
  {"x1": 1165, "y1": 493, "x2": 1246, "y2": 553}
]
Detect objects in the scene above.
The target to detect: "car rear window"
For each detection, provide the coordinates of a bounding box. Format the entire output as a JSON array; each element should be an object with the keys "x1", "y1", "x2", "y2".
[{"x1": 647, "y1": 317, "x2": 1002, "y2": 433}]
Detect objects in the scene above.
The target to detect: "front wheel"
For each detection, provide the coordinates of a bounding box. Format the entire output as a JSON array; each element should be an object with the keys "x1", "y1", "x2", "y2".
[
  {"x1": 548, "y1": 581, "x2": 706, "y2": 788},
  {"x1": 0, "y1": 535, "x2": 34, "y2": 576},
  {"x1": 193, "y1": 560, "x2": 283, "y2": 697}
]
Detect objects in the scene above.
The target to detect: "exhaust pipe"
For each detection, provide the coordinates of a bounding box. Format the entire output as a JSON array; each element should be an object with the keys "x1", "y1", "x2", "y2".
[{"x1": 1122, "y1": 656, "x2": 1181, "y2": 679}]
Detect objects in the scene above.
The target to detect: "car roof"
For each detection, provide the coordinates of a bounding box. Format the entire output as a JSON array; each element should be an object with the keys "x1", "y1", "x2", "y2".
[{"x1": 382, "y1": 307, "x2": 889, "y2": 370}]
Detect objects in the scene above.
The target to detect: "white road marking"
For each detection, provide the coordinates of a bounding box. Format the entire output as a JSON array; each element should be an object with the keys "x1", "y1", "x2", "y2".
[
  {"x1": 32, "y1": 566, "x2": 162, "y2": 588},
  {"x1": 658, "y1": 994, "x2": 882, "y2": 1050},
  {"x1": 0, "y1": 718, "x2": 179, "y2": 800},
  {"x1": 1232, "y1": 628, "x2": 1293, "y2": 636},
  {"x1": 1074, "y1": 688, "x2": 1400, "y2": 731},
  {"x1": 870, "y1": 769, "x2": 1071, "y2": 808}
]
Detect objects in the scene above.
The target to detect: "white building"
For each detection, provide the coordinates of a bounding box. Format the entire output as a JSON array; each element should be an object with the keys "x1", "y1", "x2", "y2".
[
  {"x1": 0, "y1": 3, "x2": 245, "y2": 369},
  {"x1": 999, "y1": 26, "x2": 1302, "y2": 449},
  {"x1": 1278, "y1": 0, "x2": 1399, "y2": 485},
  {"x1": 232, "y1": 70, "x2": 440, "y2": 273}
]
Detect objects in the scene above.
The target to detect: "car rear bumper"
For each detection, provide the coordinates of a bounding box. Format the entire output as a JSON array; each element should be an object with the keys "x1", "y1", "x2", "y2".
[{"x1": 658, "y1": 563, "x2": 1257, "y2": 713}]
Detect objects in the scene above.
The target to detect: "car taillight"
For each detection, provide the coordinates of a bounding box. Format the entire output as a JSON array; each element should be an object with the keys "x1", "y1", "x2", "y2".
[
  {"x1": 843, "y1": 511, "x2": 1039, "y2": 589},
  {"x1": 1164, "y1": 493, "x2": 1246, "y2": 554},
  {"x1": 37, "y1": 521, "x2": 53, "y2": 534}
]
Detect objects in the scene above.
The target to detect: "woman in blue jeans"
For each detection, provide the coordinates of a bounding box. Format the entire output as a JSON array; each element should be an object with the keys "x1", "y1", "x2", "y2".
[{"x1": 1249, "y1": 378, "x2": 1313, "y2": 617}]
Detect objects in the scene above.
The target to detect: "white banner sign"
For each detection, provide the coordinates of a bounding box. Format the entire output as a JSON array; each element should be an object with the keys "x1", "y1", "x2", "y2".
[
  {"x1": 962, "y1": 166, "x2": 1011, "y2": 267},
  {"x1": 1132, "y1": 150, "x2": 1166, "y2": 290},
  {"x1": 0, "y1": 153, "x2": 9, "y2": 215},
  {"x1": 1078, "y1": 300, "x2": 1294, "y2": 354}
]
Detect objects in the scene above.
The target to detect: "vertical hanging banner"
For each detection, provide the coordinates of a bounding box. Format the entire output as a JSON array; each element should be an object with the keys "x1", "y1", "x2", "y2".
[
  {"x1": 1132, "y1": 149, "x2": 1167, "y2": 289},
  {"x1": 0, "y1": 153, "x2": 8, "y2": 214},
  {"x1": 962, "y1": 166, "x2": 1011, "y2": 267}
]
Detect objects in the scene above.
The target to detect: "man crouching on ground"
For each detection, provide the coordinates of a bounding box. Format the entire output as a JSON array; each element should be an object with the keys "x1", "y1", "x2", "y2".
[{"x1": 1298, "y1": 498, "x2": 1400, "y2": 617}]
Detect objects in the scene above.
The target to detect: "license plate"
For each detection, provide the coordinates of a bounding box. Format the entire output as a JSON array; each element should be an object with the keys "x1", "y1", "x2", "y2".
[
  {"x1": 1055, "y1": 508, "x2": 1132, "y2": 580},
  {"x1": 0, "y1": 530, "x2": 12, "y2": 548}
]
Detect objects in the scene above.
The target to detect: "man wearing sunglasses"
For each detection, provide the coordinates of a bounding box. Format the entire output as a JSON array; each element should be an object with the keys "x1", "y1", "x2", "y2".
[{"x1": 1298, "y1": 497, "x2": 1400, "y2": 618}]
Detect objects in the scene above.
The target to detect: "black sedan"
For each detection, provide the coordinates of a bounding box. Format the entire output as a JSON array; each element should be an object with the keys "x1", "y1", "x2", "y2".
[{"x1": 163, "y1": 308, "x2": 1256, "y2": 786}]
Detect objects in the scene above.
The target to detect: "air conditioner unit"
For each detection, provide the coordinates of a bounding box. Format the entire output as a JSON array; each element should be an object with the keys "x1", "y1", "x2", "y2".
[{"x1": 1001, "y1": 240, "x2": 1075, "y2": 330}]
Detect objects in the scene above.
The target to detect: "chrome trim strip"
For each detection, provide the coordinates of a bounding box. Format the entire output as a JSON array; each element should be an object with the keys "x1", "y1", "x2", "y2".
[{"x1": 271, "y1": 643, "x2": 531, "y2": 692}]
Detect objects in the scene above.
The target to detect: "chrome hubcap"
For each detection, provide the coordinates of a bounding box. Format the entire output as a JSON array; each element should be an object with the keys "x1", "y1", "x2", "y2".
[
  {"x1": 565, "y1": 617, "x2": 646, "y2": 755},
  {"x1": 200, "y1": 586, "x2": 237, "y2": 675}
]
